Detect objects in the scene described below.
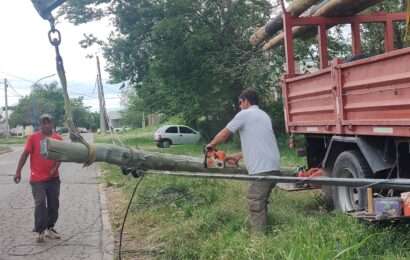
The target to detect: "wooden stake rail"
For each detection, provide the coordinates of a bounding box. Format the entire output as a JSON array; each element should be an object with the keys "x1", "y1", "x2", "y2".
[
  {"x1": 250, "y1": 0, "x2": 383, "y2": 50},
  {"x1": 41, "y1": 138, "x2": 410, "y2": 189}
]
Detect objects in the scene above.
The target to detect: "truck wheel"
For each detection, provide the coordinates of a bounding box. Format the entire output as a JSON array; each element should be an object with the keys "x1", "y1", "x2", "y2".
[
  {"x1": 331, "y1": 150, "x2": 372, "y2": 212},
  {"x1": 320, "y1": 168, "x2": 334, "y2": 210}
]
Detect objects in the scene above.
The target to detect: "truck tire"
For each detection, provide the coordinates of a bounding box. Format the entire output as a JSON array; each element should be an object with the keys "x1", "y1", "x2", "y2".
[
  {"x1": 331, "y1": 150, "x2": 372, "y2": 212},
  {"x1": 320, "y1": 168, "x2": 334, "y2": 210}
]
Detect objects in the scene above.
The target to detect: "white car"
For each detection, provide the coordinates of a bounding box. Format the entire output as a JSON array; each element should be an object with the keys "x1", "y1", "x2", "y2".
[
  {"x1": 154, "y1": 125, "x2": 201, "y2": 148},
  {"x1": 78, "y1": 127, "x2": 89, "y2": 133}
]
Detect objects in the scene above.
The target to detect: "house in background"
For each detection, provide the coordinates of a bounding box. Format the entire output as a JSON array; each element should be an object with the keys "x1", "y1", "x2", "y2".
[
  {"x1": 107, "y1": 111, "x2": 122, "y2": 129},
  {"x1": 119, "y1": 82, "x2": 162, "y2": 128},
  {"x1": 0, "y1": 109, "x2": 18, "y2": 136},
  {"x1": 146, "y1": 113, "x2": 162, "y2": 126},
  {"x1": 0, "y1": 109, "x2": 34, "y2": 137}
]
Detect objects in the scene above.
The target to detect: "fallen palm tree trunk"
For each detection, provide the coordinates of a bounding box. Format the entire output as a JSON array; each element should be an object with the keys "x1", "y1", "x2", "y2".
[
  {"x1": 250, "y1": 0, "x2": 322, "y2": 46},
  {"x1": 42, "y1": 138, "x2": 247, "y2": 174},
  {"x1": 262, "y1": 0, "x2": 382, "y2": 50}
]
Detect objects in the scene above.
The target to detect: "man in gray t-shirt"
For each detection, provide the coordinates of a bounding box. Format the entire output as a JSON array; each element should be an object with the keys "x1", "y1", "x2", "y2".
[{"x1": 207, "y1": 88, "x2": 280, "y2": 233}]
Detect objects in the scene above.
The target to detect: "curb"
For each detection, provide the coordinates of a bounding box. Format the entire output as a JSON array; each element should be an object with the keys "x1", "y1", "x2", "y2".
[
  {"x1": 0, "y1": 146, "x2": 13, "y2": 155},
  {"x1": 98, "y1": 167, "x2": 115, "y2": 260}
]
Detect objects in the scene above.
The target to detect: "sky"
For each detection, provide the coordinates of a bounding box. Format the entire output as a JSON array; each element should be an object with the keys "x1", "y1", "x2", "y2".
[{"x1": 0, "y1": 1, "x2": 122, "y2": 112}]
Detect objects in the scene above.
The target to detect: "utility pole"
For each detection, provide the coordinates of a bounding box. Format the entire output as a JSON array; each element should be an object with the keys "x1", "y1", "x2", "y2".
[
  {"x1": 96, "y1": 56, "x2": 108, "y2": 133},
  {"x1": 3, "y1": 79, "x2": 9, "y2": 138}
]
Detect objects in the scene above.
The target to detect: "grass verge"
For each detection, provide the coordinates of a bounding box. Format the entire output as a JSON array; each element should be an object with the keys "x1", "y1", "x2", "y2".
[
  {"x1": 97, "y1": 128, "x2": 410, "y2": 260},
  {"x1": 0, "y1": 137, "x2": 26, "y2": 145}
]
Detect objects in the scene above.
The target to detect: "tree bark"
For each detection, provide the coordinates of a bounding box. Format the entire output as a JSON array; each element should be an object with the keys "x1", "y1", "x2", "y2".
[
  {"x1": 41, "y1": 138, "x2": 248, "y2": 174},
  {"x1": 262, "y1": 0, "x2": 382, "y2": 50},
  {"x1": 250, "y1": 0, "x2": 322, "y2": 46}
]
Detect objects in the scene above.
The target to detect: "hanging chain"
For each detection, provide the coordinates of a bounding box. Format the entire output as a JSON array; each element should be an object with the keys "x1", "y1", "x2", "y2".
[{"x1": 47, "y1": 16, "x2": 95, "y2": 166}]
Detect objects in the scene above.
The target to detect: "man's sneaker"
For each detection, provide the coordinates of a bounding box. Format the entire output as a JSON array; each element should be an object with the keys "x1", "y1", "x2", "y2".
[
  {"x1": 46, "y1": 228, "x2": 61, "y2": 239},
  {"x1": 36, "y1": 232, "x2": 45, "y2": 243}
]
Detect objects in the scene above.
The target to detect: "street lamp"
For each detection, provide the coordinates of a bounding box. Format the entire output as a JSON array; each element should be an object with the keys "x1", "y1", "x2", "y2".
[
  {"x1": 33, "y1": 73, "x2": 56, "y2": 86},
  {"x1": 31, "y1": 73, "x2": 56, "y2": 130}
]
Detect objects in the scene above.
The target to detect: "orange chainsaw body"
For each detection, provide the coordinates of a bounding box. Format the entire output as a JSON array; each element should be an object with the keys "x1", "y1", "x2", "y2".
[{"x1": 206, "y1": 150, "x2": 226, "y2": 169}]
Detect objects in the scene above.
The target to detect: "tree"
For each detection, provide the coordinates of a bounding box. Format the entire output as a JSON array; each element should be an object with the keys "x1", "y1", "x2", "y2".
[
  {"x1": 9, "y1": 82, "x2": 97, "y2": 130},
  {"x1": 10, "y1": 83, "x2": 65, "y2": 127},
  {"x1": 361, "y1": 0, "x2": 408, "y2": 55},
  {"x1": 62, "y1": 0, "x2": 277, "y2": 135},
  {"x1": 71, "y1": 97, "x2": 100, "y2": 130},
  {"x1": 121, "y1": 93, "x2": 145, "y2": 128},
  {"x1": 61, "y1": 0, "x2": 353, "y2": 136}
]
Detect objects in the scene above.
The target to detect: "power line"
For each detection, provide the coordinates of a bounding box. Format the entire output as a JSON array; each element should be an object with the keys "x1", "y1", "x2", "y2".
[
  {"x1": 0, "y1": 72, "x2": 58, "y2": 86},
  {"x1": 81, "y1": 97, "x2": 120, "y2": 100},
  {"x1": 0, "y1": 72, "x2": 36, "y2": 84},
  {"x1": 69, "y1": 91, "x2": 97, "y2": 99},
  {"x1": 7, "y1": 82, "x2": 24, "y2": 98}
]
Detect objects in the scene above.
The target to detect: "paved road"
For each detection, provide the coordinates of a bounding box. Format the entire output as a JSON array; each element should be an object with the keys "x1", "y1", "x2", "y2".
[{"x1": 0, "y1": 134, "x2": 113, "y2": 260}]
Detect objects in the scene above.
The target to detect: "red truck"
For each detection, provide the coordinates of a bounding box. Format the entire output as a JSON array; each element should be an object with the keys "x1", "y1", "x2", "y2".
[{"x1": 280, "y1": 10, "x2": 410, "y2": 213}]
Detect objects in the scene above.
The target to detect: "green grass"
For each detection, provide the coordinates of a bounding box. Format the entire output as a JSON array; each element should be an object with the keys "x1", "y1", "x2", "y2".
[
  {"x1": 96, "y1": 126, "x2": 237, "y2": 157},
  {"x1": 0, "y1": 136, "x2": 26, "y2": 145},
  {"x1": 95, "y1": 127, "x2": 304, "y2": 167},
  {"x1": 98, "y1": 128, "x2": 410, "y2": 260}
]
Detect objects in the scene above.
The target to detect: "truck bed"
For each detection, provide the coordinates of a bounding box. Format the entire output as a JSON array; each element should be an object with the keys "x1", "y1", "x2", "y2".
[{"x1": 282, "y1": 47, "x2": 410, "y2": 137}]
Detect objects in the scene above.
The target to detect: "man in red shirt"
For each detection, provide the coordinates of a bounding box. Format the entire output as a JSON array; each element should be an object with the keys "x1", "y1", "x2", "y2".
[{"x1": 14, "y1": 114, "x2": 63, "y2": 243}]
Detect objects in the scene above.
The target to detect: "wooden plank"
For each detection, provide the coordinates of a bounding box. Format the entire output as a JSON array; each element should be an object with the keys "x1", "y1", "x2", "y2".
[
  {"x1": 344, "y1": 100, "x2": 410, "y2": 110},
  {"x1": 343, "y1": 72, "x2": 410, "y2": 90},
  {"x1": 290, "y1": 105, "x2": 334, "y2": 115},
  {"x1": 318, "y1": 24, "x2": 329, "y2": 69},
  {"x1": 351, "y1": 22, "x2": 362, "y2": 55}
]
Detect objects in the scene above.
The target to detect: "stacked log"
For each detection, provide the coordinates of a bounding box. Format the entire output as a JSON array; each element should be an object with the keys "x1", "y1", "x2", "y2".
[
  {"x1": 250, "y1": 0, "x2": 382, "y2": 50},
  {"x1": 250, "y1": 0, "x2": 322, "y2": 46}
]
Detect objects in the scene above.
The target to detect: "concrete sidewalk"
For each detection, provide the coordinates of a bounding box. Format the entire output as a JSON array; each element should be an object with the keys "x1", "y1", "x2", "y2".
[{"x1": 0, "y1": 134, "x2": 113, "y2": 260}]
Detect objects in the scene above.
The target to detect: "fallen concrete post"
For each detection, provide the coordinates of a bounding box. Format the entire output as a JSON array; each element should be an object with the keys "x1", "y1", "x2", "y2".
[
  {"x1": 41, "y1": 138, "x2": 410, "y2": 189},
  {"x1": 41, "y1": 138, "x2": 247, "y2": 174}
]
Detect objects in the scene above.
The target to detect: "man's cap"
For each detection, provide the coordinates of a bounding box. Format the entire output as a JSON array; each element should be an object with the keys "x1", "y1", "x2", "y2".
[{"x1": 39, "y1": 113, "x2": 53, "y2": 122}]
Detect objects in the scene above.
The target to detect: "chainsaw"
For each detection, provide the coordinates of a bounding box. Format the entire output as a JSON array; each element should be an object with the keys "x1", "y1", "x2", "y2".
[
  {"x1": 203, "y1": 147, "x2": 238, "y2": 169},
  {"x1": 295, "y1": 167, "x2": 323, "y2": 189}
]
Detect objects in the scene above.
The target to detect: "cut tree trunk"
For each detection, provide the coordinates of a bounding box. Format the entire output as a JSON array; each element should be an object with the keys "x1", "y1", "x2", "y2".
[
  {"x1": 262, "y1": 0, "x2": 382, "y2": 50},
  {"x1": 250, "y1": 0, "x2": 322, "y2": 46},
  {"x1": 42, "y1": 138, "x2": 247, "y2": 174}
]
